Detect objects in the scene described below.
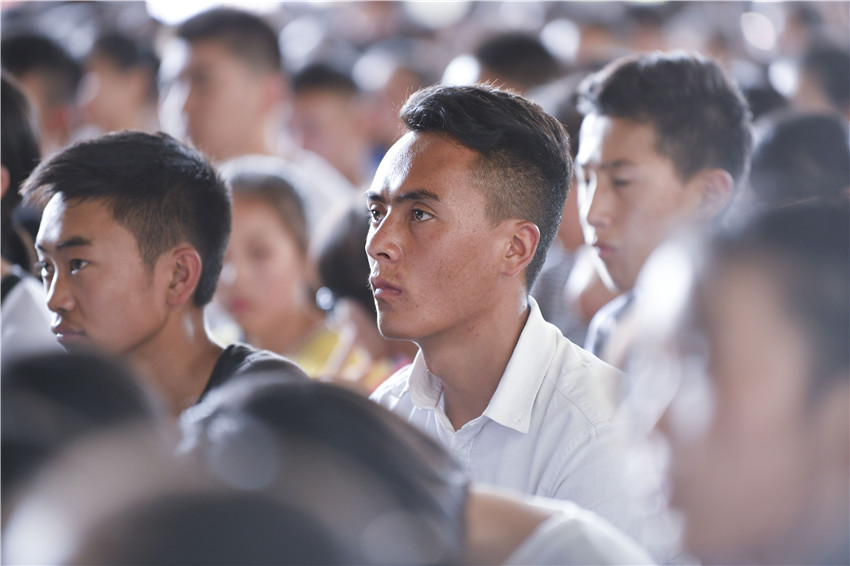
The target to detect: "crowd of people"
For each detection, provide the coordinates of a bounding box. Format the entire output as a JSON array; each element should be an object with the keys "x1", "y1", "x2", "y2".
[{"x1": 1, "y1": 2, "x2": 848, "y2": 564}]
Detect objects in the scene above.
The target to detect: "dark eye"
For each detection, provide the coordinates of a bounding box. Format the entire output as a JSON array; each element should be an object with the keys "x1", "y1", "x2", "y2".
[
  {"x1": 37, "y1": 260, "x2": 53, "y2": 279},
  {"x1": 69, "y1": 259, "x2": 89, "y2": 274},
  {"x1": 412, "y1": 209, "x2": 433, "y2": 222},
  {"x1": 369, "y1": 207, "x2": 385, "y2": 223}
]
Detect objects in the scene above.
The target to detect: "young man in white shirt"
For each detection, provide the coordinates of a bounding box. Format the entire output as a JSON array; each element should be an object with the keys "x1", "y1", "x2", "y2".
[{"x1": 368, "y1": 84, "x2": 638, "y2": 542}]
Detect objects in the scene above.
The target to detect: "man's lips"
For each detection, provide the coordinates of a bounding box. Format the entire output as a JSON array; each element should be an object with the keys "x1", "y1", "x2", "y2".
[
  {"x1": 593, "y1": 241, "x2": 616, "y2": 259},
  {"x1": 370, "y1": 276, "x2": 402, "y2": 298},
  {"x1": 51, "y1": 323, "x2": 86, "y2": 343}
]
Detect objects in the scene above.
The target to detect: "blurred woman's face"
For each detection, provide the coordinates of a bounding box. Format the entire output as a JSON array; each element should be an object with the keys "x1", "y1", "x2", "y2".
[
  {"x1": 216, "y1": 196, "x2": 307, "y2": 338},
  {"x1": 664, "y1": 261, "x2": 814, "y2": 563}
]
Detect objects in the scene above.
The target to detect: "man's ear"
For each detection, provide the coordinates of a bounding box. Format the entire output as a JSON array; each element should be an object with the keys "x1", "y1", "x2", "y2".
[
  {"x1": 1, "y1": 165, "x2": 9, "y2": 199},
  {"x1": 692, "y1": 168, "x2": 734, "y2": 218},
  {"x1": 502, "y1": 220, "x2": 540, "y2": 279},
  {"x1": 165, "y1": 245, "x2": 203, "y2": 306}
]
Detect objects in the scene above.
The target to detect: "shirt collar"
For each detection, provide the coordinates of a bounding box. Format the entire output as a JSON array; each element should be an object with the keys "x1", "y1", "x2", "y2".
[{"x1": 483, "y1": 297, "x2": 556, "y2": 433}]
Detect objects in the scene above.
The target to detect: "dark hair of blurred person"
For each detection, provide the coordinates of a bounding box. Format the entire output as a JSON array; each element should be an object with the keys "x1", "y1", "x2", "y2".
[
  {"x1": 2, "y1": 72, "x2": 41, "y2": 272},
  {"x1": 78, "y1": 31, "x2": 160, "y2": 135},
  {"x1": 181, "y1": 378, "x2": 468, "y2": 564},
  {"x1": 21, "y1": 131, "x2": 307, "y2": 415},
  {"x1": 650, "y1": 202, "x2": 849, "y2": 565},
  {"x1": 794, "y1": 43, "x2": 850, "y2": 120},
  {"x1": 1, "y1": 73, "x2": 61, "y2": 360},
  {"x1": 290, "y1": 62, "x2": 374, "y2": 187},
  {"x1": 312, "y1": 197, "x2": 416, "y2": 391},
  {"x1": 749, "y1": 110, "x2": 850, "y2": 208},
  {"x1": 474, "y1": 32, "x2": 561, "y2": 94},
  {"x1": 1, "y1": 350, "x2": 159, "y2": 525},
  {"x1": 0, "y1": 32, "x2": 83, "y2": 155}
]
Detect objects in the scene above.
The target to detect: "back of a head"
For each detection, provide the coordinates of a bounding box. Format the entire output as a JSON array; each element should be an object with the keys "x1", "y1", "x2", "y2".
[
  {"x1": 576, "y1": 51, "x2": 752, "y2": 190},
  {"x1": 2, "y1": 351, "x2": 157, "y2": 507},
  {"x1": 474, "y1": 32, "x2": 560, "y2": 93},
  {"x1": 74, "y1": 490, "x2": 346, "y2": 565},
  {"x1": 183, "y1": 378, "x2": 467, "y2": 564},
  {"x1": 292, "y1": 62, "x2": 359, "y2": 98},
  {"x1": 710, "y1": 201, "x2": 849, "y2": 392},
  {"x1": 800, "y1": 44, "x2": 850, "y2": 115},
  {"x1": 314, "y1": 197, "x2": 375, "y2": 317},
  {"x1": 400, "y1": 84, "x2": 572, "y2": 287},
  {"x1": 176, "y1": 7, "x2": 281, "y2": 73},
  {"x1": 20, "y1": 131, "x2": 231, "y2": 307},
  {"x1": 0, "y1": 32, "x2": 82, "y2": 106},
  {"x1": 1, "y1": 73, "x2": 41, "y2": 268},
  {"x1": 749, "y1": 111, "x2": 850, "y2": 207}
]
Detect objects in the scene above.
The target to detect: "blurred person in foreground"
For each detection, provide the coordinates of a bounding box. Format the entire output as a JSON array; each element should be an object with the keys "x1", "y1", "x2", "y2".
[
  {"x1": 21, "y1": 131, "x2": 306, "y2": 416},
  {"x1": 632, "y1": 202, "x2": 849, "y2": 565},
  {"x1": 575, "y1": 51, "x2": 752, "y2": 369},
  {"x1": 367, "y1": 84, "x2": 640, "y2": 544}
]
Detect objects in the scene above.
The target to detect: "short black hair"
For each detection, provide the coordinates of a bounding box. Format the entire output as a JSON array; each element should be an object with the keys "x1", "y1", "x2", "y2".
[
  {"x1": 749, "y1": 111, "x2": 850, "y2": 207},
  {"x1": 577, "y1": 51, "x2": 752, "y2": 191},
  {"x1": 474, "y1": 32, "x2": 560, "y2": 92},
  {"x1": 176, "y1": 7, "x2": 282, "y2": 73},
  {"x1": 400, "y1": 84, "x2": 572, "y2": 287},
  {"x1": 21, "y1": 131, "x2": 230, "y2": 307},
  {"x1": 291, "y1": 62, "x2": 358, "y2": 97},
  {"x1": 0, "y1": 32, "x2": 82, "y2": 106}
]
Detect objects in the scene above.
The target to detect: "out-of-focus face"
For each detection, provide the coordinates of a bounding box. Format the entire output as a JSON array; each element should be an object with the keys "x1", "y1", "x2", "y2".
[
  {"x1": 663, "y1": 260, "x2": 818, "y2": 563},
  {"x1": 365, "y1": 132, "x2": 507, "y2": 345},
  {"x1": 159, "y1": 39, "x2": 273, "y2": 161},
  {"x1": 35, "y1": 195, "x2": 169, "y2": 355},
  {"x1": 291, "y1": 90, "x2": 366, "y2": 185},
  {"x1": 79, "y1": 54, "x2": 147, "y2": 133},
  {"x1": 216, "y1": 196, "x2": 308, "y2": 338},
  {"x1": 576, "y1": 114, "x2": 702, "y2": 291}
]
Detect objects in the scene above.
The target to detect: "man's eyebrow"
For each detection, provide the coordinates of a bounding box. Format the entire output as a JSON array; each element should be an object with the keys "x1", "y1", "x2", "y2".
[
  {"x1": 36, "y1": 236, "x2": 93, "y2": 252},
  {"x1": 364, "y1": 189, "x2": 441, "y2": 204}
]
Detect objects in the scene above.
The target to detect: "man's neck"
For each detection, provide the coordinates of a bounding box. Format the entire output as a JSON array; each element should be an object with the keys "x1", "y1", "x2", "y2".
[
  {"x1": 419, "y1": 295, "x2": 530, "y2": 431},
  {"x1": 128, "y1": 308, "x2": 223, "y2": 416}
]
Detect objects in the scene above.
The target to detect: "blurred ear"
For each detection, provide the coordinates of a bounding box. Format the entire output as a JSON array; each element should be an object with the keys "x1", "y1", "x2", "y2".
[
  {"x1": 501, "y1": 220, "x2": 539, "y2": 279},
  {"x1": 692, "y1": 168, "x2": 734, "y2": 218},
  {"x1": 165, "y1": 245, "x2": 202, "y2": 306}
]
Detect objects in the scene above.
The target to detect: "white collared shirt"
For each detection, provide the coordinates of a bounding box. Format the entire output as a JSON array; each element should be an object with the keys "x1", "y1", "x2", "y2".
[{"x1": 371, "y1": 298, "x2": 639, "y2": 542}]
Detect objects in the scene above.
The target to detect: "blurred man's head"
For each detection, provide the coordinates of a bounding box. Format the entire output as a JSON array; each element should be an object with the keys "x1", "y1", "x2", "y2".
[
  {"x1": 159, "y1": 8, "x2": 285, "y2": 162},
  {"x1": 575, "y1": 51, "x2": 752, "y2": 292}
]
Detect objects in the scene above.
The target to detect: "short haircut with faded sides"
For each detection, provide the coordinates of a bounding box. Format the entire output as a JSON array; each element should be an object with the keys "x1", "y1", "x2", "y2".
[
  {"x1": 21, "y1": 131, "x2": 230, "y2": 307},
  {"x1": 177, "y1": 7, "x2": 282, "y2": 73},
  {"x1": 400, "y1": 84, "x2": 572, "y2": 287},
  {"x1": 577, "y1": 51, "x2": 753, "y2": 192}
]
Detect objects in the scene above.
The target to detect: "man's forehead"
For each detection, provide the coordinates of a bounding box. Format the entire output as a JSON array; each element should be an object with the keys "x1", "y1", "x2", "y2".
[{"x1": 37, "y1": 194, "x2": 113, "y2": 246}]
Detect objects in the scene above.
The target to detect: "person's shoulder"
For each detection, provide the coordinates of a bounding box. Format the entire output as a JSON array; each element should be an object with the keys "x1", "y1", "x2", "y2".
[
  {"x1": 368, "y1": 362, "x2": 414, "y2": 406},
  {"x1": 213, "y1": 343, "x2": 309, "y2": 387}
]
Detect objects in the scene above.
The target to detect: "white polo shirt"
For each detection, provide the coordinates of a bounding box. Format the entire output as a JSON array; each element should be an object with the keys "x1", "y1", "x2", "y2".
[{"x1": 371, "y1": 298, "x2": 639, "y2": 542}]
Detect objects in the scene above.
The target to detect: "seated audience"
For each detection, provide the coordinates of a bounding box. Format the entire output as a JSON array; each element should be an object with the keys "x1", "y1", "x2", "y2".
[
  {"x1": 1, "y1": 73, "x2": 60, "y2": 360},
  {"x1": 213, "y1": 158, "x2": 338, "y2": 378},
  {"x1": 290, "y1": 62, "x2": 376, "y2": 188},
  {"x1": 575, "y1": 51, "x2": 752, "y2": 368},
  {"x1": 632, "y1": 202, "x2": 849, "y2": 565},
  {"x1": 21, "y1": 131, "x2": 306, "y2": 416},
  {"x1": 77, "y1": 31, "x2": 160, "y2": 136},
  {"x1": 1, "y1": 32, "x2": 82, "y2": 156},
  {"x1": 367, "y1": 84, "x2": 639, "y2": 543},
  {"x1": 748, "y1": 110, "x2": 850, "y2": 208}
]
